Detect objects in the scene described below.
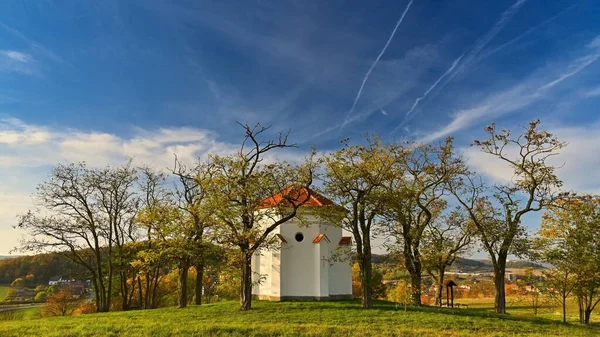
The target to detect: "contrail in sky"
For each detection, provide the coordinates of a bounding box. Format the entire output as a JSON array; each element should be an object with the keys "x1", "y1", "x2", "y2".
[
  {"x1": 341, "y1": 0, "x2": 413, "y2": 129},
  {"x1": 399, "y1": 53, "x2": 464, "y2": 125},
  {"x1": 390, "y1": 0, "x2": 528, "y2": 135},
  {"x1": 475, "y1": 3, "x2": 576, "y2": 64}
]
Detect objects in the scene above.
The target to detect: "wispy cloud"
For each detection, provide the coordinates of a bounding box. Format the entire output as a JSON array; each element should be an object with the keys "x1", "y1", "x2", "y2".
[
  {"x1": 341, "y1": 0, "x2": 413, "y2": 129},
  {"x1": 476, "y1": 3, "x2": 577, "y2": 63},
  {"x1": 390, "y1": 52, "x2": 465, "y2": 135},
  {"x1": 391, "y1": 0, "x2": 528, "y2": 132},
  {"x1": 419, "y1": 34, "x2": 600, "y2": 143},
  {"x1": 581, "y1": 86, "x2": 600, "y2": 98},
  {"x1": 463, "y1": 120, "x2": 600, "y2": 194},
  {"x1": 0, "y1": 50, "x2": 38, "y2": 75},
  {"x1": 0, "y1": 22, "x2": 63, "y2": 64},
  {"x1": 1, "y1": 50, "x2": 32, "y2": 63}
]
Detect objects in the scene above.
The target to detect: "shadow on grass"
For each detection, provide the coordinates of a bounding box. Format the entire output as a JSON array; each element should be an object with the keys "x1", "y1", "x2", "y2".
[{"x1": 260, "y1": 299, "x2": 596, "y2": 333}]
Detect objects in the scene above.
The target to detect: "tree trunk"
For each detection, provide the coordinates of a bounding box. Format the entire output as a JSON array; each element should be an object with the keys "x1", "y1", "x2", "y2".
[
  {"x1": 584, "y1": 308, "x2": 592, "y2": 325},
  {"x1": 402, "y1": 245, "x2": 422, "y2": 306},
  {"x1": 409, "y1": 271, "x2": 422, "y2": 306},
  {"x1": 121, "y1": 271, "x2": 129, "y2": 311},
  {"x1": 195, "y1": 263, "x2": 204, "y2": 305},
  {"x1": 562, "y1": 294, "x2": 567, "y2": 324},
  {"x1": 578, "y1": 296, "x2": 584, "y2": 324},
  {"x1": 436, "y1": 269, "x2": 445, "y2": 307},
  {"x1": 137, "y1": 276, "x2": 143, "y2": 309},
  {"x1": 92, "y1": 278, "x2": 101, "y2": 312},
  {"x1": 106, "y1": 264, "x2": 113, "y2": 312},
  {"x1": 359, "y1": 254, "x2": 373, "y2": 309},
  {"x1": 240, "y1": 252, "x2": 253, "y2": 311},
  {"x1": 493, "y1": 264, "x2": 507, "y2": 314},
  {"x1": 178, "y1": 260, "x2": 190, "y2": 308}
]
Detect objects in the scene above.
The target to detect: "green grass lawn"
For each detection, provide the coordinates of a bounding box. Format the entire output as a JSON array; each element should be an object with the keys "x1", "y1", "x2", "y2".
[{"x1": 1, "y1": 299, "x2": 599, "y2": 337}]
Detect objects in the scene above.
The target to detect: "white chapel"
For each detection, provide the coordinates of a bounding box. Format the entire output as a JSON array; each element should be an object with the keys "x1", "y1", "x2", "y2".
[{"x1": 252, "y1": 187, "x2": 353, "y2": 301}]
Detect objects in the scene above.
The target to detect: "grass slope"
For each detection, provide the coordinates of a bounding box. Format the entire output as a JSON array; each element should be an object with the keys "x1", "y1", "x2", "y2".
[
  {"x1": 1, "y1": 300, "x2": 598, "y2": 337},
  {"x1": 0, "y1": 286, "x2": 10, "y2": 300}
]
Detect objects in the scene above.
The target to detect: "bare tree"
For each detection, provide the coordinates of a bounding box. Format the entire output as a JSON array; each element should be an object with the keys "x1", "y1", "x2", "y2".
[
  {"x1": 16, "y1": 162, "x2": 138, "y2": 312},
  {"x1": 89, "y1": 161, "x2": 139, "y2": 310}
]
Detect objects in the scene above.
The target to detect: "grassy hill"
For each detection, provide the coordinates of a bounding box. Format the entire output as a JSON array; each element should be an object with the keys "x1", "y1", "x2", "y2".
[
  {"x1": 1, "y1": 300, "x2": 598, "y2": 337},
  {"x1": 450, "y1": 258, "x2": 546, "y2": 273}
]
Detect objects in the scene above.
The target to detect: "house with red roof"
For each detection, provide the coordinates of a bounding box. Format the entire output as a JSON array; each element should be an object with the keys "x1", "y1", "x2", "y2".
[{"x1": 252, "y1": 187, "x2": 353, "y2": 301}]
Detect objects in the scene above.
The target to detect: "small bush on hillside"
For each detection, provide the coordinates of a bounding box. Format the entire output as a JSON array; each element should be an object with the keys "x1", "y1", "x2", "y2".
[
  {"x1": 72, "y1": 301, "x2": 96, "y2": 315},
  {"x1": 42, "y1": 290, "x2": 82, "y2": 317},
  {"x1": 34, "y1": 291, "x2": 47, "y2": 302}
]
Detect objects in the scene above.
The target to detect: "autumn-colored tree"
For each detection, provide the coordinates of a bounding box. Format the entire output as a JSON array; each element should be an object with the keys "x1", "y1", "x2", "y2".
[
  {"x1": 450, "y1": 120, "x2": 565, "y2": 314},
  {"x1": 351, "y1": 262, "x2": 386, "y2": 299},
  {"x1": 43, "y1": 290, "x2": 81, "y2": 317}
]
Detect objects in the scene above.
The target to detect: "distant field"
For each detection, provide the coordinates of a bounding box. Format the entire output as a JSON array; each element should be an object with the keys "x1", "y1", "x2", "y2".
[
  {"x1": 0, "y1": 286, "x2": 10, "y2": 300},
  {"x1": 1, "y1": 299, "x2": 598, "y2": 337}
]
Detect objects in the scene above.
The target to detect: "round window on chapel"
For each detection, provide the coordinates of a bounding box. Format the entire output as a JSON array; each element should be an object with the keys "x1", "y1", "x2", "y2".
[{"x1": 295, "y1": 232, "x2": 304, "y2": 242}]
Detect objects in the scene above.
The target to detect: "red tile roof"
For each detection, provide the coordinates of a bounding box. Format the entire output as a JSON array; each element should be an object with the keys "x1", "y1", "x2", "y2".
[
  {"x1": 257, "y1": 186, "x2": 337, "y2": 209},
  {"x1": 313, "y1": 234, "x2": 331, "y2": 244},
  {"x1": 339, "y1": 236, "x2": 352, "y2": 245}
]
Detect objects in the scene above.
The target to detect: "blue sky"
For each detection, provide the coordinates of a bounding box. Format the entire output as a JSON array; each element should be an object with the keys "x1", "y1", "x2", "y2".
[{"x1": 1, "y1": 0, "x2": 600, "y2": 255}]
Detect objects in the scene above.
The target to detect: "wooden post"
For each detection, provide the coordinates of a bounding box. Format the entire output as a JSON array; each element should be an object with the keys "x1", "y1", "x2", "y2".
[{"x1": 450, "y1": 285, "x2": 454, "y2": 308}]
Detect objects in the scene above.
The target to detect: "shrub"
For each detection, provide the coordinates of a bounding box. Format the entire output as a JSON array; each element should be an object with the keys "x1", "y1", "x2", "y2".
[
  {"x1": 0, "y1": 310, "x2": 25, "y2": 321},
  {"x1": 42, "y1": 290, "x2": 82, "y2": 317},
  {"x1": 11, "y1": 278, "x2": 25, "y2": 288},
  {"x1": 73, "y1": 301, "x2": 96, "y2": 315},
  {"x1": 34, "y1": 291, "x2": 47, "y2": 302}
]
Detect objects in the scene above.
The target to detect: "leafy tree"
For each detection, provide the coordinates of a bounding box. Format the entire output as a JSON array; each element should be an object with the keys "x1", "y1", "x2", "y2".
[
  {"x1": 24, "y1": 273, "x2": 35, "y2": 285},
  {"x1": 11, "y1": 278, "x2": 24, "y2": 288},
  {"x1": 319, "y1": 137, "x2": 396, "y2": 308},
  {"x1": 34, "y1": 291, "x2": 47, "y2": 302},
  {"x1": 537, "y1": 196, "x2": 600, "y2": 324},
  {"x1": 171, "y1": 158, "x2": 216, "y2": 307},
  {"x1": 383, "y1": 139, "x2": 462, "y2": 306},
  {"x1": 421, "y1": 207, "x2": 475, "y2": 306},
  {"x1": 351, "y1": 262, "x2": 386, "y2": 299},
  {"x1": 34, "y1": 285, "x2": 47, "y2": 293},
  {"x1": 516, "y1": 268, "x2": 544, "y2": 317},
  {"x1": 205, "y1": 123, "x2": 315, "y2": 311},
  {"x1": 450, "y1": 120, "x2": 565, "y2": 314},
  {"x1": 539, "y1": 268, "x2": 575, "y2": 323},
  {"x1": 134, "y1": 167, "x2": 173, "y2": 309}
]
